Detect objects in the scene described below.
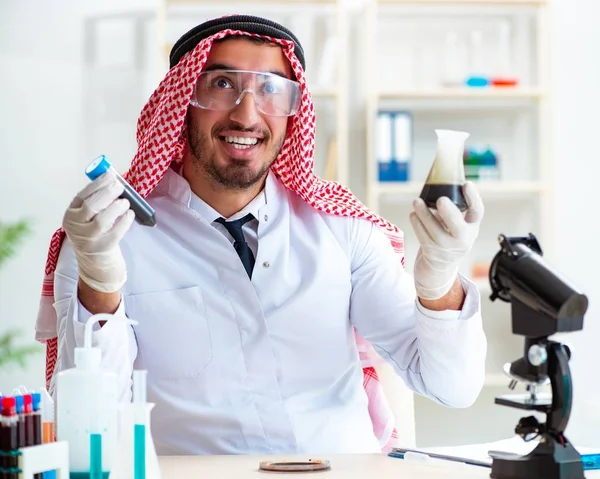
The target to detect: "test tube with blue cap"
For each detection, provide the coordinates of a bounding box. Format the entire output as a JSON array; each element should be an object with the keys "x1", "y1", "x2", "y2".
[{"x1": 85, "y1": 155, "x2": 156, "y2": 227}]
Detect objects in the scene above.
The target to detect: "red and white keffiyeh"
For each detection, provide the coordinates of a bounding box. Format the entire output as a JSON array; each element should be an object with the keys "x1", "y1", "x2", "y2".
[{"x1": 35, "y1": 28, "x2": 404, "y2": 452}]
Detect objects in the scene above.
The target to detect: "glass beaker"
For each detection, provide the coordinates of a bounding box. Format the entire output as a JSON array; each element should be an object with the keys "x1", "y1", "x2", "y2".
[{"x1": 419, "y1": 129, "x2": 469, "y2": 212}]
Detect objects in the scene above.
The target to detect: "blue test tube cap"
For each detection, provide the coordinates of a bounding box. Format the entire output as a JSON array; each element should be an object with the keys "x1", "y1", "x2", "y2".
[
  {"x1": 85, "y1": 155, "x2": 113, "y2": 181},
  {"x1": 15, "y1": 395, "x2": 24, "y2": 413},
  {"x1": 32, "y1": 392, "x2": 41, "y2": 412}
]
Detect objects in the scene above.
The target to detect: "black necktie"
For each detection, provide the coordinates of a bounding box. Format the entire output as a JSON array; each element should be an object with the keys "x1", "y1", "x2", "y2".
[{"x1": 215, "y1": 213, "x2": 256, "y2": 279}]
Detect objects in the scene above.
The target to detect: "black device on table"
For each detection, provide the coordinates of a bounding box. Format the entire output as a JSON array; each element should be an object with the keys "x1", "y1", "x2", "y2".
[{"x1": 488, "y1": 233, "x2": 589, "y2": 479}]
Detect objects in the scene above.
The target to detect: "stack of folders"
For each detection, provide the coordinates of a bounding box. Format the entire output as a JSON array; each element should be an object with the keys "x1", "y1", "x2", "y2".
[
  {"x1": 376, "y1": 110, "x2": 413, "y2": 182},
  {"x1": 388, "y1": 436, "x2": 600, "y2": 470}
]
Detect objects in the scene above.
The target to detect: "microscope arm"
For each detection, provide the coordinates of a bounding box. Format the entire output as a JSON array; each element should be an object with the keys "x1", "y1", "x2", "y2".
[{"x1": 546, "y1": 342, "x2": 573, "y2": 442}]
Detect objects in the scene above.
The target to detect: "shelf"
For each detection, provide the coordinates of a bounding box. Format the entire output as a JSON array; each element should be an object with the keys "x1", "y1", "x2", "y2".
[
  {"x1": 376, "y1": 180, "x2": 549, "y2": 196},
  {"x1": 84, "y1": 9, "x2": 154, "y2": 21},
  {"x1": 377, "y1": 0, "x2": 547, "y2": 5},
  {"x1": 167, "y1": 0, "x2": 338, "y2": 4},
  {"x1": 377, "y1": 88, "x2": 545, "y2": 100},
  {"x1": 484, "y1": 373, "x2": 511, "y2": 387}
]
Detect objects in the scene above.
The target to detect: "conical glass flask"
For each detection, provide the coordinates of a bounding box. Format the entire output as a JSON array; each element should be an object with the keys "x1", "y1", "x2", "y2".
[{"x1": 419, "y1": 129, "x2": 469, "y2": 211}]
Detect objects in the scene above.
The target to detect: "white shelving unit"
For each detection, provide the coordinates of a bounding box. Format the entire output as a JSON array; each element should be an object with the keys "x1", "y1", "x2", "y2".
[
  {"x1": 82, "y1": 1, "x2": 350, "y2": 183},
  {"x1": 153, "y1": 0, "x2": 350, "y2": 185},
  {"x1": 363, "y1": 0, "x2": 553, "y2": 446},
  {"x1": 82, "y1": 0, "x2": 554, "y2": 449},
  {"x1": 378, "y1": 0, "x2": 547, "y2": 5},
  {"x1": 377, "y1": 87, "x2": 546, "y2": 99}
]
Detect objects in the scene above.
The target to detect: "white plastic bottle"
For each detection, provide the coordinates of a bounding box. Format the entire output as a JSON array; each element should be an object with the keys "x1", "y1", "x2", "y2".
[{"x1": 55, "y1": 313, "x2": 131, "y2": 478}]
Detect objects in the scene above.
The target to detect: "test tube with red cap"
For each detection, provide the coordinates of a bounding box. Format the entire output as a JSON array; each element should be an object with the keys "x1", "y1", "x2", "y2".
[
  {"x1": 0, "y1": 396, "x2": 19, "y2": 471},
  {"x1": 23, "y1": 394, "x2": 34, "y2": 447}
]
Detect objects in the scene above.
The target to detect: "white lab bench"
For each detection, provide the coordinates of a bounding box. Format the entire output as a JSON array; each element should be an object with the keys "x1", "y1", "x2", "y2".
[{"x1": 158, "y1": 453, "x2": 600, "y2": 479}]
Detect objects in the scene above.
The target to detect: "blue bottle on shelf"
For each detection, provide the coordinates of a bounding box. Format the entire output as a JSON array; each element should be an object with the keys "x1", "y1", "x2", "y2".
[{"x1": 376, "y1": 110, "x2": 412, "y2": 182}]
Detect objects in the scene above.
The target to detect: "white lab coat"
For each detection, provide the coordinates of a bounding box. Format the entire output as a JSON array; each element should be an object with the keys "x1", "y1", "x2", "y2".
[{"x1": 52, "y1": 166, "x2": 487, "y2": 455}]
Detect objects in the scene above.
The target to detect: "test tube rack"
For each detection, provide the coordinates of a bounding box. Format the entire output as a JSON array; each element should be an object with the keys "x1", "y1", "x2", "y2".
[{"x1": 16, "y1": 441, "x2": 69, "y2": 479}]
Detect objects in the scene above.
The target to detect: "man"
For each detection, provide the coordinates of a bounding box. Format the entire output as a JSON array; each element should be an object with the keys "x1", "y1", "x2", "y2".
[{"x1": 35, "y1": 15, "x2": 487, "y2": 455}]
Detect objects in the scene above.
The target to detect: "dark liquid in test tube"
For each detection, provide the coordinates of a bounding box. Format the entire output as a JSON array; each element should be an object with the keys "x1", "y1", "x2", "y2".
[{"x1": 85, "y1": 155, "x2": 156, "y2": 227}]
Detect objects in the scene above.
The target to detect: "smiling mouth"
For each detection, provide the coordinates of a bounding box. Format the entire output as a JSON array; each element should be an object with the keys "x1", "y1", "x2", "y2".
[{"x1": 220, "y1": 135, "x2": 263, "y2": 150}]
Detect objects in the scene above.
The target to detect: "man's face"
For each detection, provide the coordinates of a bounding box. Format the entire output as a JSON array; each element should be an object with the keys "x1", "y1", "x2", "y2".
[{"x1": 185, "y1": 38, "x2": 293, "y2": 190}]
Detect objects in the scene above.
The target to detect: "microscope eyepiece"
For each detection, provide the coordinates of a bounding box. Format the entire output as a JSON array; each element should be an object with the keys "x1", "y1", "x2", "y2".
[{"x1": 489, "y1": 233, "x2": 587, "y2": 336}]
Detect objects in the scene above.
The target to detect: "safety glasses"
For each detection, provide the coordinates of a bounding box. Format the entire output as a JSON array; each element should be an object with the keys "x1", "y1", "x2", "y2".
[{"x1": 190, "y1": 69, "x2": 301, "y2": 117}]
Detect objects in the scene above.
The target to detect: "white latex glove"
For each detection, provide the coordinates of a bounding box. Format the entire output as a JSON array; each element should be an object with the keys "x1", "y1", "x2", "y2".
[
  {"x1": 62, "y1": 169, "x2": 135, "y2": 293},
  {"x1": 410, "y1": 181, "x2": 484, "y2": 300}
]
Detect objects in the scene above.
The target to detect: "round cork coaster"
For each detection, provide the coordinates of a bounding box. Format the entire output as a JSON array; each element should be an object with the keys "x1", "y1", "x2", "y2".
[{"x1": 259, "y1": 459, "x2": 331, "y2": 473}]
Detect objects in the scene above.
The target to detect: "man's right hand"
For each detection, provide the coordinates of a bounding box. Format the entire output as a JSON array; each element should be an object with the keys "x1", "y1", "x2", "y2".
[{"x1": 62, "y1": 169, "x2": 135, "y2": 294}]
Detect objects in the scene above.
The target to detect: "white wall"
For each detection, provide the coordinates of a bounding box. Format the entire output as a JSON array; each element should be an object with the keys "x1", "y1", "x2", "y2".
[
  {"x1": 549, "y1": 0, "x2": 600, "y2": 447},
  {"x1": 0, "y1": 0, "x2": 146, "y2": 393},
  {"x1": 0, "y1": 0, "x2": 86, "y2": 393},
  {"x1": 1, "y1": 0, "x2": 599, "y2": 448}
]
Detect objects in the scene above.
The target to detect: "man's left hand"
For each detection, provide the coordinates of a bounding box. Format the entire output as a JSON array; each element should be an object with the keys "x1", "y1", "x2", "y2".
[{"x1": 410, "y1": 181, "x2": 484, "y2": 301}]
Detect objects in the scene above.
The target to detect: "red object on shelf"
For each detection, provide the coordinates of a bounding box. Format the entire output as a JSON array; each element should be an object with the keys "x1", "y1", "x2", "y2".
[{"x1": 491, "y1": 77, "x2": 519, "y2": 87}]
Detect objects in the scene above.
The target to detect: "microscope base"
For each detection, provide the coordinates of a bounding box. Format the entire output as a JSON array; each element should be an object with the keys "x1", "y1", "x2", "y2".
[{"x1": 490, "y1": 436, "x2": 584, "y2": 479}]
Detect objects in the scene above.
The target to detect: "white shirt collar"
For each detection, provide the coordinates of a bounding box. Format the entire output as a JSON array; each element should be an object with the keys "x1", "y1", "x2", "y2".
[
  {"x1": 155, "y1": 164, "x2": 270, "y2": 224},
  {"x1": 190, "y1": 188, "x2": 266, "y2": 223}
]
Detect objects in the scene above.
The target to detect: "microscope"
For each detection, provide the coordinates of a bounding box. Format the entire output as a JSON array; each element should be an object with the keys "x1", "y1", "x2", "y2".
[{"x1": 488, "y1": 233, "x2": 589, "y2": 479}]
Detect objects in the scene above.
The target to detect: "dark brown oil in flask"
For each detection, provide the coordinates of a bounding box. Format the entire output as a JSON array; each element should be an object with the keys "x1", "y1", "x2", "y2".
[
  {"x1": 420, "y1": 183, "x2": 467, "y2": 211},
  {"x1": 419, "y1": 129, "x2": 469, "y2": 212}
]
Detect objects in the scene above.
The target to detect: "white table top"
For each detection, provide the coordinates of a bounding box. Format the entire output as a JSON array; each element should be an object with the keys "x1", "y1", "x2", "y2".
[{"x1": 158, "y1": 453, "x2": 600, "y2": 478}]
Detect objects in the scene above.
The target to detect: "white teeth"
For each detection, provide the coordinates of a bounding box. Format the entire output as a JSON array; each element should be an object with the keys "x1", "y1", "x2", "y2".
[{"x1": 225, "y1": 136, "x2": 259, "y2": 146}]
